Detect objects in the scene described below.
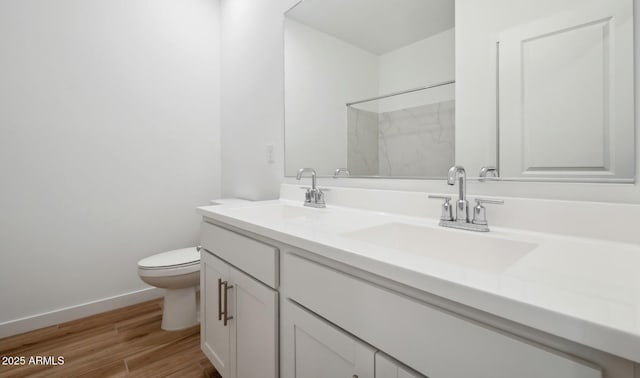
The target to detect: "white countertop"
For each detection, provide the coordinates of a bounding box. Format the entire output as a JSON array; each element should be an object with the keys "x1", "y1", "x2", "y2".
[{"x1": 197, "y1": 199, "x2": 640, "y2": 363}]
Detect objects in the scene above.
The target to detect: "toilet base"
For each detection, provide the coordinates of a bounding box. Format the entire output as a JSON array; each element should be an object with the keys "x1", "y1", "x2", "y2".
[{"x1": 161, "y1": 286, "x2": 198, "y2": 331}]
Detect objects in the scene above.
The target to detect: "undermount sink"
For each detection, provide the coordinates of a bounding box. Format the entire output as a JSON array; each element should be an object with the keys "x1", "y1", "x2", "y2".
[{"x1": 342, "y1": 223, "x2": 538, "y2": 273}]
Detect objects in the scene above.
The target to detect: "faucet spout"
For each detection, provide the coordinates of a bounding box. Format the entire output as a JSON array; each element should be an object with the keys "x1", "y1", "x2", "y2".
[
  {"x1": 447, "y1": 165, "x2": 466, "y2": 202},
  {"x1": 296, "y1": 168, "x2": 317, "y2": 189},
  {"x1": 447, "y1": 165, "x2": 468, "y2": 222}
]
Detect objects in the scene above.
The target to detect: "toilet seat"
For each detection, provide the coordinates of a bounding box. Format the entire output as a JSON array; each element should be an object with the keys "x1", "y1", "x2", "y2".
[
  {"x1": 138, "y1": 247, "x2": 199, "y2": 269},
  {"x1": 137, "y1": 247, "x2": 200, "y2": 277}
]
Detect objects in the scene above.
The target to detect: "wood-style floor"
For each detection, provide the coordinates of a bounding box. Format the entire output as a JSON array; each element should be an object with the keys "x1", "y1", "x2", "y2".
[{"x1": 0, "y1": 299, "x2": 220, "y2": 378}]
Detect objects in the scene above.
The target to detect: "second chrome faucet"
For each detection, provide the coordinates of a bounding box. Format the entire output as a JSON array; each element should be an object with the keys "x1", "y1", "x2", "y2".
[{"x1": 429, "y1": 165, "x2": 503, "y2": 232}]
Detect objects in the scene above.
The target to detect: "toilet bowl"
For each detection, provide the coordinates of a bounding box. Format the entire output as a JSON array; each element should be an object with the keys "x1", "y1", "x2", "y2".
[{"x1": 138, "y1": 247, "x2": 200, "y2": 331}]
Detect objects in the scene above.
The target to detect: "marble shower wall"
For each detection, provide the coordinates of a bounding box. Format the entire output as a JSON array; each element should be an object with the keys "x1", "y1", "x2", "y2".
[
  {"x1": 379, "y1": 100, "x2": 454, "y2": 177},
  {"x1": 347, "y1": 107, "x2": 379, "y2": 176},
  {"x1": 347, "y1": 100, "x2": 455, "y2": 177}
]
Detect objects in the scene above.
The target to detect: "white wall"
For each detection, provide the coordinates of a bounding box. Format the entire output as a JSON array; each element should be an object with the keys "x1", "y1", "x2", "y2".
[
  {"x1": 220, "y1": 0, "x2": 298, "y2": 200},
  {"x1": 378, "y1": 28, "x2": 455, "y2": 112},
  {"x1": 284, "y1": 19, "x2": 379, "y2": 177},
  {"x1": 0, "y1": 0, "x2": 221, "y2": 330}
]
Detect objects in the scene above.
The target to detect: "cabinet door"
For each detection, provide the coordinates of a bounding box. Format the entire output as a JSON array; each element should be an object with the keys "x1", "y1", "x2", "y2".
[
  {"x1": 201, "y1": 251, "x2": 232, "y2": 378},
  {"x1": 281, "y1": 299, "x2": 375, "y2": 378},
  {"x1": 230, "y1": 266, "x2": 278, "y2": 378},
  {"x1": 375, "y1": 352, "x2": 425, "y2": 378}
]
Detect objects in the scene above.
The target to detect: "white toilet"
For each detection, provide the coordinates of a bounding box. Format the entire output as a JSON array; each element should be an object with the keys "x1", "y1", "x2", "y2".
[
  {"x1": 137, "y1": 247, "x2": 201, "y2": 331},
  {"x1": 137, "y1": 198, "x2": 251, "y2": 331}
]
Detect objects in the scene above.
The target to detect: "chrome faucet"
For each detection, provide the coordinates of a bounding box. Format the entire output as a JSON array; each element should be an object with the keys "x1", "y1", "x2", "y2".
[
  {"x1": 429, "y1": 165, "x2": 504, "y2": 232},
  {"x1": 296, "y1": 168, "x2": 326, "y2": 208},
  {"x1": 447, "y1": 165, "x2": 469, "y2": 223},
  {"x1": 479, "y1": 166, "x2": 499, "y2": 182},
  {"x1": 333, "y1": 168, "x2": 350, "y2": 178}
]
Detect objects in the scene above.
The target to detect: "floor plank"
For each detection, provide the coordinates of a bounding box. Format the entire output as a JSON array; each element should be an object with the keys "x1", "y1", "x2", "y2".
[
  {"x1": 127, "y1": 336, "x2": 202, "y2": 378},
  {"x1": 0, "y1": 299, "x2": 218, "y2": 378},
  {"x1": 74, "y1": 360, "x2": 127, "y2": 378}
]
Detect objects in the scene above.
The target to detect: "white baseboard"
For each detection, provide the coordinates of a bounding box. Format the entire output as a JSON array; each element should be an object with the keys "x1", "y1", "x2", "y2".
[{"x1": 0, "y1": 287, "x2": 164, "y2": 339}]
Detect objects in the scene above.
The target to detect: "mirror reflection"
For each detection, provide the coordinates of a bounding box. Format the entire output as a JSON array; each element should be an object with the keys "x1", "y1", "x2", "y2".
[
  {"x1": 285, "y1": 0, "x2": 635, "y2": 183},
  {"x1": 284, "y1": 0, "x2": 455, "y2": 178},
  {"x1": 494, "y1": 0, "x2": 634, "y2": 182},
  {"x1": 347, "y1": 83, "x2": 455, "y2": 178}
]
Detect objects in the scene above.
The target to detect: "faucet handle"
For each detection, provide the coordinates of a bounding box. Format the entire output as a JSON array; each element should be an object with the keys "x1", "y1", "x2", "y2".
[
  {"x1": 472, "y1": 198, "x2": 503, "y2": 225},
  {"x1": 314, "y1": 190, "x2": 326, "y2": 205},
  {"x1": 428, "y1": 195, "x2": 454, "y2": 221},
  {"x1": 428, "y1": 195, "x2": 452, "y2": 201},
  {"x1": 475, "y1": 198, "x2": 504, "y2": 205},
  {"x1": 303, "y1": 188, "x2": 312, "y2": 203}
]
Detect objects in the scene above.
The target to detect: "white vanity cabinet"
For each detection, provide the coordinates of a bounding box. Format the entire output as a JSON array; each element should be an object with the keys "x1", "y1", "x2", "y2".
[{"x1": 200, "y1": 222, "x2": 279, "y2": 378}]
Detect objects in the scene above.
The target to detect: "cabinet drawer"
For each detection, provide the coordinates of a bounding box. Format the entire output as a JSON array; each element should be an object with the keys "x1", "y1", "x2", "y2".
[
  {"x1": 282, "y1": 253, "x2": 602, "y2": 378},
  {"x1": 200, "y1": 222, "x2": 278, "y2": 288}
]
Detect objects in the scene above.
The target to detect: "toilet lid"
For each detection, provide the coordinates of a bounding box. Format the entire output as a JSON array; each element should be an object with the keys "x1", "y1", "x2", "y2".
[{"x1": 138, "y1": 247, "x2": 200, "y2": 269}]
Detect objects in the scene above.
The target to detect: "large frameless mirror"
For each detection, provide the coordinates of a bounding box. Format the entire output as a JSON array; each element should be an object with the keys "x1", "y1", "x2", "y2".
[{"x1": 284, "y1": 0, "x2": 635, "y2": 183}]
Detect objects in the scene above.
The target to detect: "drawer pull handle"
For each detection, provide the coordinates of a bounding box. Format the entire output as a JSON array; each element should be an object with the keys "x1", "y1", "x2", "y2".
[
  {"x1": 223, "y1": 281, "x2": 234, "y2": 326},
  {"x1": 217, "y1": 278, "x2": 223, "y2": 321}
]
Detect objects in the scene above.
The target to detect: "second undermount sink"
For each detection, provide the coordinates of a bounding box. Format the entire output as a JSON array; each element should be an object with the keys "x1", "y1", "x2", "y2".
[{"x1": 342, "y1": 223, "x2": 538, "y2": 273}]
